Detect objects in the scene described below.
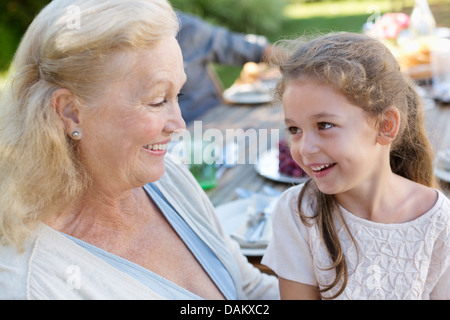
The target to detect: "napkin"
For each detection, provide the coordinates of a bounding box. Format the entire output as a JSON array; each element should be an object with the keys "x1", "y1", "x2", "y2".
[{"x1": 230, "y1": 194, "x2": 277, "y2": 249}]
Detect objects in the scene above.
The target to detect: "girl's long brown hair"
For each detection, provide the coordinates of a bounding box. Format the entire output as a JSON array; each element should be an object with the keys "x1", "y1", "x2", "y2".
[{"x1": 275, "y1": 32, "x2": 438, "y2": 298}]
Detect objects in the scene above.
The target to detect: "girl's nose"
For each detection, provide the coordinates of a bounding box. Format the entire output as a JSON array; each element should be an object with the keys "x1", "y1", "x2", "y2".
[{"x1": 299, "y1": 133, "x2": 320, "y2": 157}]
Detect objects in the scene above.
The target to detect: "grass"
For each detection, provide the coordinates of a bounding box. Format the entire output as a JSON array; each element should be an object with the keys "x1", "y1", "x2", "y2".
[
  {"x1": 0, "y1": 70, "x2": 8, "y2": 93},
  {"x1": 3, "y1": 0, "x2": 444, "y2": 88},
  {"x1": 215, "y1": 0, "x2": 394, "y2": 88}
]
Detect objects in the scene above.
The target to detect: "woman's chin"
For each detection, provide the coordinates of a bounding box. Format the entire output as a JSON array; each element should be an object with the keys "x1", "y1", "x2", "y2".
[{"x1": 136, "y1": 163, "x2": 166, "y2": 186}]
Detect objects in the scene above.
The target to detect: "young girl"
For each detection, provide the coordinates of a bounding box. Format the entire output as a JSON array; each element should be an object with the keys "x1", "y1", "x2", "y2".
[{"x1": 261, "y1": 32, "x2": 450, "y2": 300}]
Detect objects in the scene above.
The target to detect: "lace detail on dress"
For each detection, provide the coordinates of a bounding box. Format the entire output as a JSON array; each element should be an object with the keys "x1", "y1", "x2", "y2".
[{"x1": 307, "y1": 193, "x2": 450, "y2": 300}]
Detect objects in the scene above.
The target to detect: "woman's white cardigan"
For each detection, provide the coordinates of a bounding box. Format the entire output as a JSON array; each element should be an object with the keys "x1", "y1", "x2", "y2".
[{"x1": 0, "y1": 155, "x2": 278, "y2": 299}]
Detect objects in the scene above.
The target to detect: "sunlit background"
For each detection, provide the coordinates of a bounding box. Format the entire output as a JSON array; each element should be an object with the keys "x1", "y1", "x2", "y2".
[{"x1": 1, "y1": 0, "x2": 449, "y2": 89}]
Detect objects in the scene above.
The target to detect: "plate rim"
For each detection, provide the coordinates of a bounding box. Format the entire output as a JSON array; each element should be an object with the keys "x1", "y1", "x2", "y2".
[
  {"x1": 435, "y1": 167, "x2": 450, "y2": 183},
  {"x1": 254, "y1": 148, "x2": 308, "y2": 184},
  {"x1": 222, "y1": 84, "x2": 273, "y2": 105},
  {"x1": 435, "y1": 150, "x2": 450, "y2": 182},
  {"x1": 215, "y1": 198, "x2": 266, "y2": 256}
]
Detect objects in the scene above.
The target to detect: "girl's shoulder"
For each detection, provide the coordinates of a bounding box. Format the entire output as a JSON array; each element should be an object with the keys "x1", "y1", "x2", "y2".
[
  {"x1": 276, "y1": 182, "x2": 317, "y2": 220},
  {"x1": 438, "y1": 189, "x2": 450, "y2": 208},
  {"x1": 435, "y1": 189, "x2": 450, "y2": 224}
]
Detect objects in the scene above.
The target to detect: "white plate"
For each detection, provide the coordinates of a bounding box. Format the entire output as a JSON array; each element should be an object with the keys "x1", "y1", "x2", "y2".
[
  {"x1": 223, "y1": 83, "x2": 274, "y2": 105},
  {"x1": 435, "y1": 150, "x2": 450, "y2": 182},
  {"x1": 215, "y1": 199, "x2": 266, "y2": 256},
  {"x1": 255, "y1": 149, "x2": 308, "y2": 184},
  {"x1": 435, "y1": 167, "x2": 450, "y2": 183}
]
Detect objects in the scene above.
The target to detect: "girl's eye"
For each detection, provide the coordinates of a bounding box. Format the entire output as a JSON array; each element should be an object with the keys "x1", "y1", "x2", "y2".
[
  {"x1": 177, "y1": 92, "x2": 184, "y2": 102},
  {"x1": 286, "y1": 126, "x2": 301, "y2": 135},
  {"x1": 318, "y1": 122, "x2": 334, "y2": 130}
]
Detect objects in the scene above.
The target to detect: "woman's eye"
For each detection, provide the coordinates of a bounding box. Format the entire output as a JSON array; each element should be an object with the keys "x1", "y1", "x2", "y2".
[
  {"x1": 286, "y1": 126, "x2": 301, "y2": 135},
  {"x1": 153, "y1": 100, "x2": 167, "y2": 107},
  {"x1": 150, "y1": 92, "x2": 184, "y2": 106},
  {"x1": 318, "y1": 122, "x2": 334, "y2": 130}
]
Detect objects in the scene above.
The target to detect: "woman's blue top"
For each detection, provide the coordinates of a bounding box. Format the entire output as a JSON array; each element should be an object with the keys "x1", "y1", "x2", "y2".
[{"x1": 62, "y1": 183, "x2": 237, "y2": 300}]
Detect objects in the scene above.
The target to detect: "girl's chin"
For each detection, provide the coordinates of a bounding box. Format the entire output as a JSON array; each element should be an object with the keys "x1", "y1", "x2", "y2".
[{"x1": 314, "y1": 181, "x2": 339, "y2": 195}]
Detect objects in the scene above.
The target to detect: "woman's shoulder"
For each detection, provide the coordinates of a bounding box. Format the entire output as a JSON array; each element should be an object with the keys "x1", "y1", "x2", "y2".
[{"x1": 0, "y1": 233, "x2": 38, "y2": 299}]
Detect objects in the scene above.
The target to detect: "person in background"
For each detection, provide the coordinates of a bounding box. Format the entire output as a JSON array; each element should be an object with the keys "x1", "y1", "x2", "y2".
[
  {"x1": 0, "y1": 0, "x2": 278, "y2": 300},
  {"x1": 176, "y1": 12, "x2": 274, "y2": 123}
]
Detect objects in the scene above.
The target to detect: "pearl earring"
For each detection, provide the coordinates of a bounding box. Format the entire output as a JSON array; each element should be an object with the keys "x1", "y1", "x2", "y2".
[{"x1": 71, "y1": 131, "x2": 81, "y2": 140}]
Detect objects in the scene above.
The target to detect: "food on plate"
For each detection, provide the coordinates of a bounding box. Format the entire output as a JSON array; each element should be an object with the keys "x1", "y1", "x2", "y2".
[
  {"x1": 234, "y1": 62, "x2": 280, "y2": 85},
  {"x1": 397, "y1": 41, "x2": 431, "y2": 68},
  {"x1": 278, "y1": 139, "x2": 308, "y2": 178},
  {"x1": 396, "y1": 39, "x2": 432, "y2": 79},
  {"x1": 223, "y1": 62, "x2": 280, "y2": 104}
]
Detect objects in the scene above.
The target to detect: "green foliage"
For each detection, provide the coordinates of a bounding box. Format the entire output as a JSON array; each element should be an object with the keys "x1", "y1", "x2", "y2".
[
  {"x1": 0, "y1": 0, "x2": 51, "y2": 70},
  {"x1": 169, "y1": 0, "x2": 286, "y2": 36}
]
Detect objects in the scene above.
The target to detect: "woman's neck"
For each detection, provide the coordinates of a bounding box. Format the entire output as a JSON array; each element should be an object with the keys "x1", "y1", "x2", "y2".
[{"x1": 43, "y1": 186, "x2": 153, "y2": 241}]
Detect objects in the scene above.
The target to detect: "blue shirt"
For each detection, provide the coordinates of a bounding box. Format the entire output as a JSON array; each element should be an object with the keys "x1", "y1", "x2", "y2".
[
  {"x1": 63, "y1": 183, "x2": 237, "y2": 300},
  {"x1": 176, "y1": 12, "x2": 269, "y2": 123}
]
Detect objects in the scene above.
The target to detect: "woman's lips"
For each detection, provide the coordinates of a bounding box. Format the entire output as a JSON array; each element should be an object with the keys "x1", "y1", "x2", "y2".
[
  {"x1": 143, "y1": 143, "x2": 168, "y2": 151},
  {"x1": 143, "y1": 140, "x2": 171, "y2": 155}
]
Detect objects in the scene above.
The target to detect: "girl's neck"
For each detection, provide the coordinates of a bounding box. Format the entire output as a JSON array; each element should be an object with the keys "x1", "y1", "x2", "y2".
[{"x1": 335, "y1": 172, "x2": 437, "y2": 224}]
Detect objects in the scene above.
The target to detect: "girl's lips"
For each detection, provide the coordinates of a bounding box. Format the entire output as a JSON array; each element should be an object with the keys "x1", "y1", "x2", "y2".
[
  {"x1": 310, "y1": 163, "x2": 335, "y2": 172},
  {"x1": 308, "y1": 163, "x2": 336, "y2": 177}
]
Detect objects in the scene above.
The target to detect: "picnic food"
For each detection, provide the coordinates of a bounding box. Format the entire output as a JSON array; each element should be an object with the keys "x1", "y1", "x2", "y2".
[
  {"x1": 396, "y1": 39, "x2": 432, "y2": 79},
  {"x1": 235, "y1": 62, "x2": 281, "y2": 85},
  {"x1": 397, "y1": 41, "x2": 431, "y2": 68},
  {"x1": 278, "y1": 139, "x2": 307, "y2": 178}
]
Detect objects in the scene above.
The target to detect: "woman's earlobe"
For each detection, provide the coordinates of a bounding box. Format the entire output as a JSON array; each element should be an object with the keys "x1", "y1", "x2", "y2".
[
  {"x1": 51, "y1": 88, "x2": 81, "y2": 136},
  {"x1": 376, "y1": 107, "x2": 401, "y2": 146}
]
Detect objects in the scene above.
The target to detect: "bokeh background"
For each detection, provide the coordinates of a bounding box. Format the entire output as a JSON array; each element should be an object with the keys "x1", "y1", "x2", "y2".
[{"x1": 1, "y1": 0, "x2": 449, "y2": 86}]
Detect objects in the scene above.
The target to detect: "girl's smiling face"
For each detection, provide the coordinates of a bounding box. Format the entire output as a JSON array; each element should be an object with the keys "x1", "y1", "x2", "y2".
[{"x1": 283, "y1": 78, "x2": 386, "y2": 195}]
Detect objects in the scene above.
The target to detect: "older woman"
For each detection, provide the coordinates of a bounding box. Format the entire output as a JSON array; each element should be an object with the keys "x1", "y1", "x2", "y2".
[{"x1": 0, "y1": 0, "x2": 278, "y2": 299}]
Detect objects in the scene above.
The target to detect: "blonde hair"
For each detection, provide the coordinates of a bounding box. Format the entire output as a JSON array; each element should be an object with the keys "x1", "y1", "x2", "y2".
[
  {"x1": 0, "y1": 0, "x2": 179, "y2": 249},
  {"x1": 275, "y1": 32, "x2": 438, "y2": 298}
]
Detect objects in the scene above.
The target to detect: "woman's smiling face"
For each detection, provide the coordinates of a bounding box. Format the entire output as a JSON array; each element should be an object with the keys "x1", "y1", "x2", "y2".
[
  {"x1": 283, "y1": 78, "x2": 385, "y2": 195},
  {"x1": 77, "y1": 37, "x2": 186, "y2": 191}
]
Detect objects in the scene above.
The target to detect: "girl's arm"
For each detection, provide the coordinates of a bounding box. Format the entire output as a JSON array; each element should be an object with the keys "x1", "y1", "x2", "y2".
[{"x1": 279, "y1": 277, "x2": 321, "y2": 300}]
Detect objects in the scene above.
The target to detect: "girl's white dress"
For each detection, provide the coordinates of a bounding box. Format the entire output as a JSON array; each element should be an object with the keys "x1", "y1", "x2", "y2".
[{"x1": 262, "y1": 184, "x2": 450, "y2": 299}]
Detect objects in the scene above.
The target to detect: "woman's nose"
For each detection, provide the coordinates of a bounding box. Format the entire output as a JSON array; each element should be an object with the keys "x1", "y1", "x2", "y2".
[{"x1": 165, "y1": 103, "x2": 186, "y2": 134}]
